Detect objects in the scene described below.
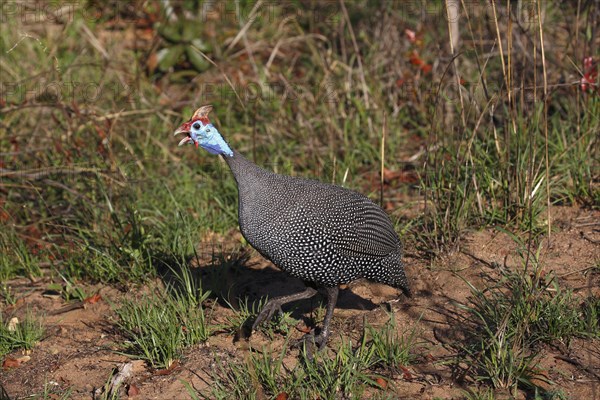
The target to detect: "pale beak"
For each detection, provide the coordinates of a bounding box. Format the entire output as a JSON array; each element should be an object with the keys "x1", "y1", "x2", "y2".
[
  {"x1": 178, "y1": 136, "x2": 193, "y2": 146},
  {"x1": 173, "y1": 125, "x2": 189, "y2": 136},
  {"x1": 174, "y1": 125, "x2": 197, "y2": 147}
]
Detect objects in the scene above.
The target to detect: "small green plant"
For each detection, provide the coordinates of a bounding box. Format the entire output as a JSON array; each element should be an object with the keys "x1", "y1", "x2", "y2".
[
  {"x1": 581, "y1": 295, "x2": 600, "y2": 337},
  {"x1": 114, "y1": 267, "x2": 212, "y2": 369},
  {"x1": 462, "y1": 387, "x2": 496, "y2": 400},
  {"x1": 223, "y1": 296, "x2": 267, "y2": 333},
  {"x1": 0, "y1": 230, "x2": 41, "y2": 281},
  {"x1": 299, "y1": 336, "x2": 379, "y2": 400},
  {"x1": 367, "y1": 311, "x2": 421, "y2": 370},
  {"x1": 225, "y1": 296, "x2": 297, "y2": 338},
  {"x1": 248, "y1": 340, "x2": 297, "y2": 397},
  {"x1": 205, "y1": 354, "x2": 259, "y2": 400},
  {"x1": 454, "y1": 240, "x2": 597, "y2": 393},
  {"x1": 39, "y1": 381, "x2": 73, "y2": 400},
  {"x1": 0, "y1": 284, "x2": 17, "y2": 306},
  {"x1": 154, "y1": 18, "x2": 212, "y2": 75},
  {"x1": 45, "y1": 275, "x2": 90, "y2": 303},
  {"x1": 0, "y1": 310, "x2": 45, "y2": 357},
  {"x1": 62, "y1": 204, "x2": 158, "y2": 285},
  {"x1": 203, "y1": 334, "x2": 383, "y2": 399}
]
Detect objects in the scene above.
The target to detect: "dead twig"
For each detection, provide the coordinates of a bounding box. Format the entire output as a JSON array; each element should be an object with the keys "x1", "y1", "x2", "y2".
[{"x1": 94, "y1": 362, "x2": 135, "y2": 398}]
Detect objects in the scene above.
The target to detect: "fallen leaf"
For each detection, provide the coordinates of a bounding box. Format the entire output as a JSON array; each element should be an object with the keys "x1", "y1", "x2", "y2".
[
  {"x1": 7, "y1": 317, "x2": 18, "y2": 332},
  {"x1": 84, "y1": 293, "x2": 102, "y2": 304},
  {"x1": 275, "y1": 392, "x2": 288, "y2": 400},
  {"x1": 3, "y1": 357, "x2": 21, "y2": 369},
  {"x1": 127, "y1": 383, "x2": 140, "y2": 397},
  {"x1": 15, "y1": 355, "x2": 30, "y2": 364},
  {"x1": 155, "y1": 360, "x2": 180, "y2": 376},
  {"x1": 399, "y1": 365, "x2": 413, "y2": 380},
  {"x1": 296, "y1": 323, "x2": 312, "y2": 334},
  {"x1": 375, "y1": 377, "x2": 387, "y2": 389}
]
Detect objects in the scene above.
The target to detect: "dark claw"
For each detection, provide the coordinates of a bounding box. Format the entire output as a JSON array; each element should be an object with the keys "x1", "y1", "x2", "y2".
[
  {"x1": 294, "y1": 330, "x2": 327, "y2": 360},
  {"x1": 252, "y1": 301, "x2": 283, "y2": 331}
]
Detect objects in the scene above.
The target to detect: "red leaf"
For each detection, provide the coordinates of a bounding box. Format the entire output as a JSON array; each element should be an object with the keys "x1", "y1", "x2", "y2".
[
  {"x1": 399, "y1": 365, "x2": 413, "y2": 380},
  {"x1": 375, "y1": 377, "x2": 387, "y2": 388},
  {"x1": 128, "y1": 383, "x2": 140, "y2": 397},
  {"x1": 409, "y1": 51, "x2": 424, "y2": 66},
  {"x1": 3, "y1": 358, "x2": 20, "y2": 369},
  {"x1": 275, "y1": 392, "x2": 288, "y2": 400},
  {"x1": 155, "y1": 360, "x2": 180, "y2": 375},
  {"x1": 84, "y1": 293, "x2": 102, "y2": 304}
]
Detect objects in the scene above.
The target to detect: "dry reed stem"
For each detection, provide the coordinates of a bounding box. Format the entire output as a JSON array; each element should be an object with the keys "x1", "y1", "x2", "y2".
[
  {"x1": 339, "y1": 0, "x2": 370, "y2": 111},
  {"x1": 536, "y1": 0, "x2": 552, "y2": 244},
  {"x1": 380, "y1": 112, "x2": 386, "y2": 207}
]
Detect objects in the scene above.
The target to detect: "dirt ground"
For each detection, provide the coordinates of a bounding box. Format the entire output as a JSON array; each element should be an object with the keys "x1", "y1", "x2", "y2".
[{"x1": 1, "y1": 206, "x2": 599, "y2": 399}]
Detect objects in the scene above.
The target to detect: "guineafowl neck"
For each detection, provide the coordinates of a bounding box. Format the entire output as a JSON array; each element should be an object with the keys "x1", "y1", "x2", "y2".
[{"x1": 223, "y1": 150, "x2": 272, "y2": 188}]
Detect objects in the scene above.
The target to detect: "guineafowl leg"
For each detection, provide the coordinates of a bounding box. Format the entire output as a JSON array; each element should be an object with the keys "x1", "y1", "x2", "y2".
[
  {"x1": 296, "y1": 286, "x2": 339, "y2": 355},
  {"x1": 315, "y1": 286, "x2": 339, "y2": 347},
  {"x1": 252, "y1": 287, "x2": 318, "y2": 331}
]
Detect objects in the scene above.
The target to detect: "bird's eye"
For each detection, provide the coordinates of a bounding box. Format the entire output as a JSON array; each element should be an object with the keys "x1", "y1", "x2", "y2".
[{"x1": 193, "y1": 123, "x2": 200, "y2": 130}]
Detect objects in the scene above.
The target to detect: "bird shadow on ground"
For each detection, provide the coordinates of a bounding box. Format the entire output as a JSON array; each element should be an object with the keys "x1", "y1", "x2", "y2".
[{"x1": 152, "y1": 249, "x2": 380, "y2": 321}]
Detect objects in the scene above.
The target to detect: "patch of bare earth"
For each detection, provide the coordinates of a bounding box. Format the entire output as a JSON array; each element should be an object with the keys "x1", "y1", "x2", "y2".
[{"x1": 1, "y1": 206, "x2": 598, "y2": 399}]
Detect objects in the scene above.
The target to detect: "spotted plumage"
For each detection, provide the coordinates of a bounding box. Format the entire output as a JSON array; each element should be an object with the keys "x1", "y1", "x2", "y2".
[
  {"x1": 175, "y1": 105, "x2": 411, "y2": 352},
  {"x1": 227, "y1": 152, "x2": 410, "y2": 293}
]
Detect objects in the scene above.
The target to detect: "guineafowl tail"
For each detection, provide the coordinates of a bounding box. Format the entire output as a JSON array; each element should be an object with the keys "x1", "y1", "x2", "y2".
[
  {"x1": 393, "y1": 260, "x2": 412, "y2": 298},
  {"x1": 398, "y1": 272, "x2": 412, "y2": 298}
]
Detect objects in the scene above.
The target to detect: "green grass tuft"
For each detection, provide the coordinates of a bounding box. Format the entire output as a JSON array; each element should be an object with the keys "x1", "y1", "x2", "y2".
[
  {"x1": 113, "y1": 266, "x2": 212, "y2": 369},
  {"x1": 0, "y1": 310, "x2": 45, "y2": 357},
  {"x1": 453, "y1": 239, "x2": 598, "y2": 392},
  {"x1": 367, "y1": 311, "x2": 422, "y2": 371}
]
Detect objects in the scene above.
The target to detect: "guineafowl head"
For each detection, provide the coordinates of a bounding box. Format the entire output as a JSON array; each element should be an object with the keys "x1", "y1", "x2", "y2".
[{"x1": 174, "y1": 105, "x2": 233, "y2": 157}]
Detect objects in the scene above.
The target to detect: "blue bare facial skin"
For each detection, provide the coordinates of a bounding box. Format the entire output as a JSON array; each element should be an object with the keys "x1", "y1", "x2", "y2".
[
  {"x1": 177, "y1": 118, "x2": 234, "y2": 157},
  {"x1": 190, "y1": 121, "x2": 233, "y2": 157}
]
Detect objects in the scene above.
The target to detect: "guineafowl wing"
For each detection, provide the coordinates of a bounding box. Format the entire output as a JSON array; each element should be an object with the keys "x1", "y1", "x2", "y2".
[{"x1": 333, "y1": 193, "x2": 401, "y2": 258}]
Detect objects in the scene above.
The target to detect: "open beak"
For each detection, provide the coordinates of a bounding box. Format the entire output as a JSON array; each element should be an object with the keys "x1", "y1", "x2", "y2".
[{"x1": 174, "y1": 123, "x2": 198, "y2": 148}]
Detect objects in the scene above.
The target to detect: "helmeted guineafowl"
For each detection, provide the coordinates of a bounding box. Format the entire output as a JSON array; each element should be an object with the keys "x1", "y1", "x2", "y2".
[{"x1": 175, "y1": 105, "x2": 411, "y2": 351}]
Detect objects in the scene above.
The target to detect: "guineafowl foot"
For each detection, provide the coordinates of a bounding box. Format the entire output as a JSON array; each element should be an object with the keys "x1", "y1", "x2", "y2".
[
  {"x1": 252, "y1": 287, "x2": 318, "y2": 331},
  {"x1": 294, "y1": 329, "x2": 329, "y2": 359},
  {"x1": 252, "y1": 302, "x2": 283, "y2": 330}
]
